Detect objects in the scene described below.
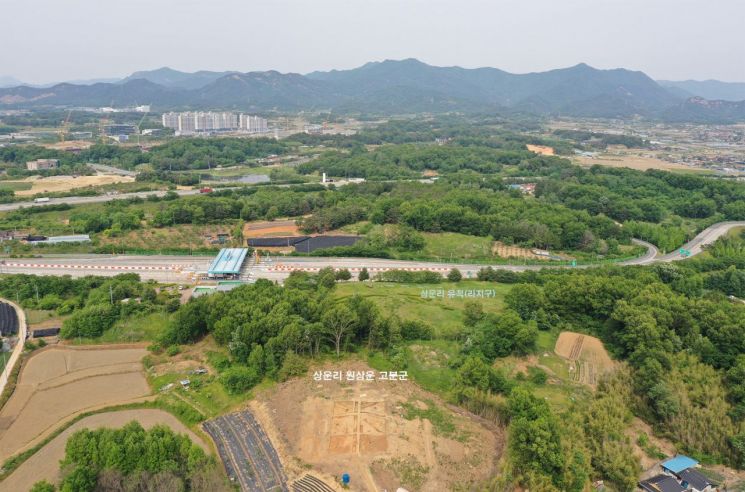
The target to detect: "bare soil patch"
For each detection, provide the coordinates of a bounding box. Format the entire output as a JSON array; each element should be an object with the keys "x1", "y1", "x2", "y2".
[
  {"x1": 1, "y1": 409, "x2": 207, "y2": 492},
  {"x1": 254, "y1": 360, "x2": 501, "y2": 492},
  {"x1": 526, "y1": 144, "x2": 555, "y2": 156},
  {"x1": 244, "y1": 219, "x2": 302, "y2": 238},
  {"x1": 555, "y1": 331, "x2": 615, "y2": 387},
  {"x1": 14, "y1": 175, "x2": 135, "y2": 196},
  {"x1": 0, "y1": 346, "x2": 150, "y2": 461}
]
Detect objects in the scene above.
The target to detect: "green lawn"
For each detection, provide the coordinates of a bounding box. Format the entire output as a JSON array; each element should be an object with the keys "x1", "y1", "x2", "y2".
[{"x1": 335, "y1": 280, "x2": 511, "y2": 339}]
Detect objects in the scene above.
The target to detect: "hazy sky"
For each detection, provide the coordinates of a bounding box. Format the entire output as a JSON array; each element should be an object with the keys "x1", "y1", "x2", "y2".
[{"x1": 3, "y1": 0, "x2": 745, "y2": 84}]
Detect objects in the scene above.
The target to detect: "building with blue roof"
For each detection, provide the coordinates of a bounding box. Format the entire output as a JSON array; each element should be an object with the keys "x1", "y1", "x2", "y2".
[
  {"x1": 661, "y1": 455, "x2": 699, "y2": 474},
  {"x1": 207, "y1": 248, "x2": 248, "y2": 278}
]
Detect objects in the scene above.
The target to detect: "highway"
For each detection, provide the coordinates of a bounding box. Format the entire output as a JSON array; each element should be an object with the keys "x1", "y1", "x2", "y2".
[
  {"x1": 657, "y1": 221, "x2": 745, "y2": 261},
  {"x1": 0, "y1": 255, "x2": 211, "y2": 283},
  {"x1": 0, "y1": 222, "x2": 743, "y2": 283},
  {"x1": 0, "y1": 188, "x2": 205, "y2": 212}
]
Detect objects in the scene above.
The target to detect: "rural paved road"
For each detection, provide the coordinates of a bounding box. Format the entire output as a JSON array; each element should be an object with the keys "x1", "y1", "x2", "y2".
[{"x1": 0, "y1": 222, "x2": 743, "y2": 283}]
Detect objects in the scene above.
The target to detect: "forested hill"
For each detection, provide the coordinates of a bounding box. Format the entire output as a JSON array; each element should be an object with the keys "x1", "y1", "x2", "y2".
[{"x1": 3, "y1": 59, "x2": 745, "y2": 122}]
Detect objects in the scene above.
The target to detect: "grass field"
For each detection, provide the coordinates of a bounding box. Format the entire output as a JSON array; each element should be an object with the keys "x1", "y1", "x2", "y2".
[
  {"x1": 96, "y1": 224, "x2": 237, "y2": 251},
  {"x1": 0, "y1": 181, "x2": 33, "y2": 192},
  {"x1": 418, "y1": 232, "x2": 494, "y2": 261},
  {"x1": 146, "y1": 339, "x2": 256, "y2": 418},
  {"x1": 96, "y1": 312, "x2": 170, "y2": 344},
  {"x1": 335, "y1": 280, "x2": 510, "y2": 338}
]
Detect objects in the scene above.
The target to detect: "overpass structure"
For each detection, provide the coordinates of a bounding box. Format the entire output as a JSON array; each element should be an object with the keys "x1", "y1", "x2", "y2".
[{"x1": 207, "y1": 248, "x2": 249, "y2": 279}]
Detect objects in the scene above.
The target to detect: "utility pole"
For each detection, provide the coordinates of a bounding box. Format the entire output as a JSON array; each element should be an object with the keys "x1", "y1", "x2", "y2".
[{"x1": 109, "y1": 284, "x2": 113, "y2": 304}]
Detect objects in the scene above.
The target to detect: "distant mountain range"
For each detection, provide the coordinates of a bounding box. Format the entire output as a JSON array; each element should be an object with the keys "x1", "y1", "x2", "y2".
[
  {"x1": 658, "y1": 80, "x2": 745, "y2": 102},
  {"x1": 2, "y1": 59, "x2": 745, "y2": 122}
]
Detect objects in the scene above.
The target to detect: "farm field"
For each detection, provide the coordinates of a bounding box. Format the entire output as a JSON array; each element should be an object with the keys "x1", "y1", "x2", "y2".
[
  {"x1": 1, "y1": 409, "x2": 207, "y2": 492},
  {"x1": 574, "y1": 153, "x2": 709, "y2": 173},
  {"x1": 335, "y1": 281, "x2": 510, "y2": 339},
  {"x1": 203, "y1": 410, "x2": 288, "y2": 492},
  {"x1": 244, "y1": 218, "x2": 302, "y2": 238},
  {"x1": 254, "y1": 360, "x2": 501, "y2": 492},
  {"x1": 554, "y1": 331, "x2": 616, "y2": 387},
  {"x1": 492, "y1": 241, "x2": 549, "y2": 260},
  {"x1": 0, "y1": 345, "x2": 150, "y2": 461}
]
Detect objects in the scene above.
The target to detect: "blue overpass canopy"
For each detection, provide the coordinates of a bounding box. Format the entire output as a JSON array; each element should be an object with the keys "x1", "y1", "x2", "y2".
[{"x1": 208, "y1": 248, "x2": 248, "y2": 276}]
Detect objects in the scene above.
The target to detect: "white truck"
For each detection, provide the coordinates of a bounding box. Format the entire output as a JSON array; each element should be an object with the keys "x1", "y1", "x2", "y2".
[{"x1": 33, "y1": 197, "x2": 50, "y2": 203}]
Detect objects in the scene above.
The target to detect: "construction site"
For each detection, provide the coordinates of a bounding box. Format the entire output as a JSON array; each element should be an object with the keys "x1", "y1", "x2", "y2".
[{"x1": 250, "y1": 361, "x2": 502, "y2": 492}]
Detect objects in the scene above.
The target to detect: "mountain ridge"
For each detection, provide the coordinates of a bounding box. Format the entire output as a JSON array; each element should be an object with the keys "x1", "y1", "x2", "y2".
[{"x1": 1, "y1": 60, "x2": 744, "y2": 122}]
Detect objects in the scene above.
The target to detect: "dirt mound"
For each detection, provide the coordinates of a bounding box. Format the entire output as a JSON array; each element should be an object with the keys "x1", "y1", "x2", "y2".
[
  {"x1": 254, "y1": 361, "x2": 502, "y2": 492},
  {"x1": 555, "y1": 331, "x2": 615, "y2": 387}
]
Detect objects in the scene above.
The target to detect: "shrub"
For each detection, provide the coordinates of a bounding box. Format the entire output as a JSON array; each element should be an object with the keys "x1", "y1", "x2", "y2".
[
  {"x1": 528, "y1": 366, "x2": 548, "y2": 385},
  {"x1": 358, "y1": 267, "x2": 370, "y2": 281},
  {"x1": 400, "y1": 320, "x2": 433, "y2": 340},
  {"x1": 219, "y1": 366, "x2": 261, "y2": 394},
  {"x1": 60, "y1": 304, "x2": 117, "y2": 339},
  {"x1": 447, "y1": 268, "x2": 463, "y2": 282},
  {"x1": 376, "y1": 269, "x2": 442, "y2": 283},
  {"x1": 30, "y1": 480, "x2": 56, "y2": 492},
  {"x1": 278, "y1": 351, "x2": 308, "y2": 381}
]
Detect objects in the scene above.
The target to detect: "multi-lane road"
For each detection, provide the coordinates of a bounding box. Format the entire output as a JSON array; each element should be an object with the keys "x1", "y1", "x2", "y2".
[
  {"x1": 0, "y1": 188, "x2": 207, "y2": 212},
  {"x1": 1, "y1": 222, "x2": 743, "y2": 283}
]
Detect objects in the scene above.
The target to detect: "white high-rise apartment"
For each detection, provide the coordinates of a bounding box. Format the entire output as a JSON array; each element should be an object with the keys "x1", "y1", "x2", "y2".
[
  {"x1": 162, "y1": 112, "x2": 179, "y2": 129},
  {"x1": 239, "y1": 114, "x2": 268, "y2": 133},
  {"x1": 162, "y1": 111, "x2": 240, "y2": 134}
]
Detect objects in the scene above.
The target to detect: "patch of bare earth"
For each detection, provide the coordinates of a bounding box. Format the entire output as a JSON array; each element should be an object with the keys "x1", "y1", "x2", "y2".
[
  {"x1": 244, "y1": 218, "x2": 302, "y2": 238},
  {"x1": 15, "y1": 175, "x2": 135, "y2": 196},
  {"x1": 253, "y1": 361, "x2": 502, "y2": 492},
  {"x1": 526, "y1": 144, "x2": 555, "y2": 156}
]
